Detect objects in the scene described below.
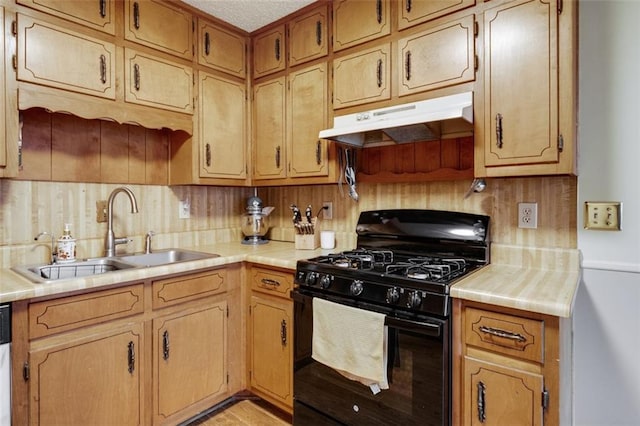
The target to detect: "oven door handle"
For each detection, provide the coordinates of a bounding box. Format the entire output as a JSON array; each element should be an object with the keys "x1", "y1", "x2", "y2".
[{"x1": 293, "y1": 290, "x2": 443, "y2": 338}]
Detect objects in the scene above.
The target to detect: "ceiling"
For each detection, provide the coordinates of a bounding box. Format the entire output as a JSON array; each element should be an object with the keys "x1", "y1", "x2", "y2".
[{"x1": 181, "y1": 0, "x2": 317, "y2": 33}]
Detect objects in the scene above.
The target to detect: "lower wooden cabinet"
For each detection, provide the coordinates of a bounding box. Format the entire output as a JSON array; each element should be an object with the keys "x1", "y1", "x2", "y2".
[
  {"x1": 454, "y1": 300, "x2": 569, "y2": 426},
  {"x1": 11, "y1": 266, "x2": 240, "y2": 425},
  {"x1": 248, "y1": 265, "x2": 294, "y2": 413}
]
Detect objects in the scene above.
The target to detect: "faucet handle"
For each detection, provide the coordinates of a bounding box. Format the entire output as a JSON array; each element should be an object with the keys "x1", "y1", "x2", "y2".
[{"x1": 145, "y1": 231, "x2": 155, "y2": 254}]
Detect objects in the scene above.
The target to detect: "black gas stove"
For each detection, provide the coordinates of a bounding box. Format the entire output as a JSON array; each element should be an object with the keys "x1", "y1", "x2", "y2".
[{"x1": 294, "y1": 209, "x2": 490, "y2": 318}]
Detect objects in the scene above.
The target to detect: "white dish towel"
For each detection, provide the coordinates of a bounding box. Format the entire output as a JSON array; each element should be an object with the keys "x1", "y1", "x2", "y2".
[{"x1": 312, "y1": 297, "x2": 389, "y2": 394}]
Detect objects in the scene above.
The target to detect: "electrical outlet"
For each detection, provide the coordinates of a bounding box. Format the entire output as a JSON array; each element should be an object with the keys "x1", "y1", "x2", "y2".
[
  {"x1": 584, "y1": 202, "x2": 621, "y2": 230},
  {"x1": 96, "y1": 200, "x2": 107, "y2": 223},
  {"x1": 179, "y1": 199, "x2": 190, "y2": 219},
  {"x1": 322, "y1": 202, "x2": 333, "y2": 220},
  {"x1": 518, "y1": 202, "x2": 538, "y2": 229}
]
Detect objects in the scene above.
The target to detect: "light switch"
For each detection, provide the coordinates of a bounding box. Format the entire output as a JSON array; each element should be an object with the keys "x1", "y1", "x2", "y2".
[{"x1": 584, "y1": 202, "x2": 621, "y2": 230}]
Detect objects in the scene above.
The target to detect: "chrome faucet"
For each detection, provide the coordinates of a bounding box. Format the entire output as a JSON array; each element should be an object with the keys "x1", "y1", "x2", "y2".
[
  {"x1": 144, "y1": 231, "x2": 155, "y2": 254},
  {"x1": 105, "y1": 187, "x2": 139, "y2": 257},
  {"x1": 35, "y1": 231, "x2": 57, "y2": 264}
]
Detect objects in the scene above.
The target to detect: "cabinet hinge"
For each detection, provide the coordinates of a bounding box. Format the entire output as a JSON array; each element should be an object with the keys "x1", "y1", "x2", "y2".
[
  {"x1": 542, "y1": 388, "x2": 550, "y2": 410},
  {"x1": 11, "y1": 20, "x2": 17, "y2": 36},
  {"x1": 227, "y1": 374, "x2": 229, "y2": 384},
  {"x1": 226, "y1": 305, "x2": 229, "y2": 317},
  {"x1": 23, "y1": 362, "x2": 30, "y2": 381},
  {"x1": 558, "y1": 0, "x2": 563, "y2": 14},
  {"x1": 12, "y1": 55, "x2": 17, "y2": 71},
  {"x1": 474, "y1": 20, "x2": 479, "y2": 37},
  {"x1": 474, "y1": 54, "x2": 479, "y2": 71},
  {"x1": 558, "y1": 134, "x2": 564, "y2": 152}
]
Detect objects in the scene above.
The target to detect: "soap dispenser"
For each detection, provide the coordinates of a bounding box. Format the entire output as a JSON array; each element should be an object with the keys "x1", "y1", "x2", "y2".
[{"x1": 57, "y1": 223, "x2": 76, "y2": 263}]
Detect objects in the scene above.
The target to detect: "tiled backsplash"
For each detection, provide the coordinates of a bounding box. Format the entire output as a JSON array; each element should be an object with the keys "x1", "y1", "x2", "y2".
[{"x1": 0, "y1": 175, "x2": 576, "y2": 268}]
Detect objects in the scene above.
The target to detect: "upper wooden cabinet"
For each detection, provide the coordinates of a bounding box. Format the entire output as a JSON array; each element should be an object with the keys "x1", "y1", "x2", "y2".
[
  {"x1": 198, "y1": 71, "x2": 247, "y2": 180},
  {"x1": 197, "y1": 20, "x2": 247, "y2": 78},
  {"x1": 16, "y1": 14, "x2": 116, "y2": 100},
  {"x1": 478, "y1": 0, "x2": 576, "y2": 176},
  {"x1": 397, "y1": 14, "x2": 476, "y2": 96},
  {"x1": 124, "y1": 48, "x2": 193, "y2": 114},
  {"x1": 333, "y1": 43, "x2": 391, "y2": 109},
  {"x1": 253, "y1": 25, "x2": 285, "y2": 79},
  {"x1": 252, "y1": 77, "x2": 286, "y2": 179},
  {"x1": 333, "y1": 0, "x2": 391, "y2": 52},
  {"x1": 124, "y1": 0, "x2": 193, "y2": 59},
  {"x1": 397, "y1": 0, "x2": 475, "y2": 30},
  {"x1": 288, "y1": 4, "x2": 328, "y2": 67},
  {"x1": 16, "y1": 0, "x2": 116, "y2": 34}
]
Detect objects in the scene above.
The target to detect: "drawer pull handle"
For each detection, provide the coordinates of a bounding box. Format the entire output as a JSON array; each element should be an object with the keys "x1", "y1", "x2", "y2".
[
  {"x1": 162, "y1": 330, "x2": 170, "y2": 360},
  {"x1": 405, "y1": 51, "x2": 412, "y2": 81},
  {"x1": 99, "y1": 0, "x2": 106, "y2": 18},
  {"x1": 205, "y1": 143, "x2": 212, "y2": 167},
  {"x1": 316, "y1": 20, "x2": 322, "y2": 46},
  {"x1": 99, "y1": 54, "x2": 107, "y2": 84},
  {"x1": 133, "y1": 63, "x2": 140, "y2": 91},
  {"x1": 405, "y1": 0, "x2": 412, "y2": 13},
  {"x1": 275, "y1": 145, "x2": 281, "y2": 168},
  {"x1": 479, "y1": 325, "x2": 527, "y2": 342},
  {"x1": 477, "y1": 381, "x2": 486, "y2": 423},
  {"x1": 133, "y1": 2, "x2": 140, "y2": 29},
  {"x1": 376, "y1": 0, "x2": 382, "y2": 24},
  {"x1": 261, "y1": 278, "x2": 281, "y2": 287},
  {"x1": 127, "y1": 341, "x2": 135, "y2": 374},
  {"x1": 275, "y1": 37, "x2": 281, "y2": 61},
  {"x1": 376, "y1": 59, "x2": 383, "y2": 88},
  {"x1": 316, "y1": 140, "x2": 322, "y2": 165},
  {"x1": 495, "y1": 113, "x2": 503, "y2": 148}
]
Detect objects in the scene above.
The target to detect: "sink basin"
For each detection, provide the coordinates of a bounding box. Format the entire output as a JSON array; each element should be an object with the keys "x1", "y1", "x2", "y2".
[
  {"x1": 12, "y1": 258, "x2": 137, "y2": 283},
  {"x1": 116, "y1": 248, "x2": 219, "y2": 267}
]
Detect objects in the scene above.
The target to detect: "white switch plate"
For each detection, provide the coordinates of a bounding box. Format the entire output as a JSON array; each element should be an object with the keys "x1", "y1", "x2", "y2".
[
  {"x1": 179, "y1": 200, "x2": 190, "y2": 219},
  {"x1": 518, "y1": 202, "x2": 538, "y2": 229}
]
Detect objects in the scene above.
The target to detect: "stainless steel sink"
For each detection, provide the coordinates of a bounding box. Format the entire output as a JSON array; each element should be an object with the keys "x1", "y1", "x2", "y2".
[
  {"x1": 115, "y1": 248, "x2": 219, "y2": 267},
  {"x1": 12, "y1": 249, "x2": 219, "y2": 283},
  {"x1": 12, "y1": 258, "x2": 137, "y2": 283}
]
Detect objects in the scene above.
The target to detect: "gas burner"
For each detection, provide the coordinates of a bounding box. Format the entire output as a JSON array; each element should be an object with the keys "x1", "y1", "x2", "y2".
[
  {"x1": 325, "y1": 249, "x2": 394, "y2": 270},
  {"x1": 386, "y1": 257, "x2": 469, "y2": 281}
]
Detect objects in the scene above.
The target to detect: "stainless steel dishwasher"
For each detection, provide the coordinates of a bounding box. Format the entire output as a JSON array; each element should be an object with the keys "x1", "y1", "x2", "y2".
[{"x1": 0, "y1": 303, "x2": 10, "y2": 426}]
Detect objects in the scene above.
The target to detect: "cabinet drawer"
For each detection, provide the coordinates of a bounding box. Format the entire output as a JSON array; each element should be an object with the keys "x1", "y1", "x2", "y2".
[
  {"x1": 17, "y1": 0, "x2": 116, "y2": 34},
  {"x1": 152, "y1": 269, "x2": 226, "y2": 309},
  {"x1": 465, "y1": 307, "x2": 544, "y2": 363},
  {"x1": 250, "y1": 267, "x2": 293, "y2": 298},
  {"x1": 28, "y1": 284, "x2": 144, "y2": 339}
]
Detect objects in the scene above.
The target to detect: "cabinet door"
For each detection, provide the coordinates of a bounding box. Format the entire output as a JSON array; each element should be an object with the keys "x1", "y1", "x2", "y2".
[
  {"x1": 463, "y1": 357, "x2": 544, "y2": 426},
  {"x1": 17, "y1": 0, "x2": 116, "y2": 34},
  {"x1": 153, "y1": 302, "x2": 227, "y2": 423},
  {"x1": 124, "y1": 48, "x2": 193, "y2": 114},
  {"x1": 199, "y1": 72, "x2": 247, "y2": 179},
  {"x1": 398, "y1": 0, "x2": 475, "y2": 30},
  {"x1": 483, "y1": 0, "x2": 558, "y2": 167},
  {"x1": 289, "y1": 5, "x2": 328, "y2": 67},
  {"x1": 16, "y1": 14, "x2": 116, "y2": 99},
  {"x1": 333, "y1": 43, "x2": 391, "y2": 109},
  {"x1": 0, "y1": 6, "x2": 7, "y2": 170},
  {"x1": 288, "y1": 63, "x2": 328, "y2": 177},
  {"x1": 29, "y1": 324, "x2": 144, "y2": 426},
  {"x1": 252, "y1": 77, "x2": 286, "y2": 179},
  {"x1": 124, "y1": 0, "x2": 192, "y2": 59},
  {"x1": 198, "y1": 21, "x2": 246, "y2": 78},
  {"x1": 398, "y1": 14, "x2": 476, "y2": 96},
  {"x1": 333, "y1": 0, "x2": 391, "y2": 51},
  {"x1": 253, "y1": 25, "x2": 285, "y2": 79},
  {"x1": 249, "y1": 294, "x2": 293, "y2": 410}
]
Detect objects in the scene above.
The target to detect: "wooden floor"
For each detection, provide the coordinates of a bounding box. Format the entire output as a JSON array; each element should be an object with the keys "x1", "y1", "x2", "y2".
[{"x1": 188, "y1": 400, "x2": 292, "y2": 426}]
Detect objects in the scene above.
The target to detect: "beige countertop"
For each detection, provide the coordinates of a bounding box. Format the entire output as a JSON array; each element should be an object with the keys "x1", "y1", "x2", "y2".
[{"x1": 0, "y1": 241, "x2": 581, "y2": 318}]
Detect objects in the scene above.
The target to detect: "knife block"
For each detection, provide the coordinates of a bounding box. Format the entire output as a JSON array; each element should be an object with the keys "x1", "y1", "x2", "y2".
[{"x1": 294, "y1": 218, "x2": 320, "y2": 250}]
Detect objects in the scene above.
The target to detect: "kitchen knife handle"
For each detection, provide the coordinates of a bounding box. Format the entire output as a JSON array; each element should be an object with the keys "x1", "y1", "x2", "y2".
[
  {"x1": 133, "y1": 2, "x2": 140, "y2": 30},
  {"x1": 162, "y1": 330, "x2": 170, "y2": 360},
  {"x1": 127, "y1": 341, "x2": 135, "y2": 374},
  {"x1": 99, "y1": 0, "x2": 106, "y2": 18},
  {"x1": 496, "y1": 113, "x2": 503, "y2": 148},
  {"x1": 204, "y1": 31, "x2": 211, "y2": 56}
]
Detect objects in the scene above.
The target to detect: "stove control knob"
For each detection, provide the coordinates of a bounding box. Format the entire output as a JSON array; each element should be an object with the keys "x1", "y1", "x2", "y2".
[
  {"x1": 407, "y1": 290, "x2": 422, "y2": 309},
  {"x1": 386, "y1": 287, "x2": 400, "y2": 304},
  {"x1": 350, "y1": 280, "x2": 364, "y2": 296},
  {"x1": 305, "y1": 272, "x2": 318, "y2": 286},
  {"x1": 319, "y1": 274, "x2": 332, "y2": 289}
]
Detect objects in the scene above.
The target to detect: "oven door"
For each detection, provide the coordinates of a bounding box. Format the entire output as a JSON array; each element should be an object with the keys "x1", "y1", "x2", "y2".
[{"x1": 293, "y1": 289, "x2": 451, "y2": 426}]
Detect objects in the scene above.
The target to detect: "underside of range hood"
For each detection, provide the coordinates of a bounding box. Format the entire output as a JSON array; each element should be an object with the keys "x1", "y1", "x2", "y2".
[{"x1": 319, "y1": 92, "x2": 474, "y2": 147}]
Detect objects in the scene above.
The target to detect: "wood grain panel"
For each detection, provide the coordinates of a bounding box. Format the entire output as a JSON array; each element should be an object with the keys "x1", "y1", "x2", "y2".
[
  {"x1": 144, "y1": 128, "x2": 168, "y2": 185},
  {"x1": 18, "y1": 108, "x2": 52, "y2": 181},
  {"x1": 152, "y1": 269, "x2": 227, "y2": 309},
  {"x1": 51, "y1": 113, "x2": 101, "y2": 182},
  {"x1": 101, "y1": 120, "x2": 129, "y2": 183}
]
